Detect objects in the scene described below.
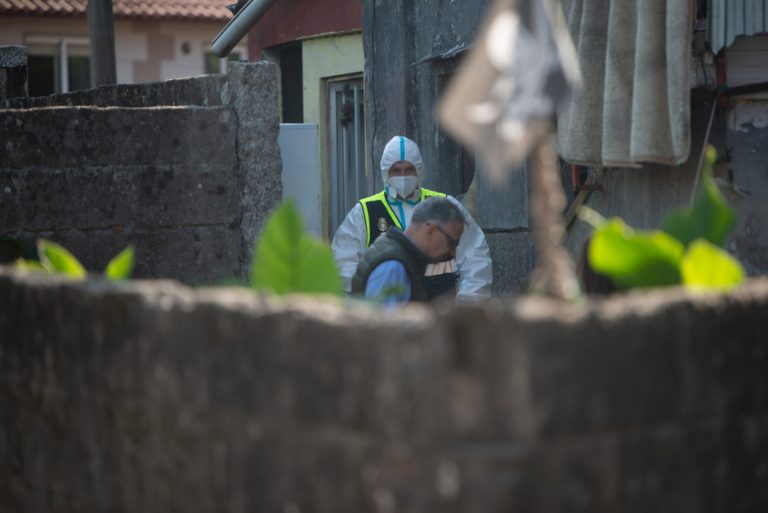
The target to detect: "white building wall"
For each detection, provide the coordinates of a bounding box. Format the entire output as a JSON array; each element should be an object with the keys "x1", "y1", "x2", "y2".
[{"x1": 0, "y1": 16, "x2": 246, "y2": 85}]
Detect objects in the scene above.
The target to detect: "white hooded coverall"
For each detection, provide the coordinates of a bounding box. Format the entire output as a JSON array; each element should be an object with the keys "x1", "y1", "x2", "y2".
[{"x1": 331, "y1": 135, "x2": 493, "y2": 301}]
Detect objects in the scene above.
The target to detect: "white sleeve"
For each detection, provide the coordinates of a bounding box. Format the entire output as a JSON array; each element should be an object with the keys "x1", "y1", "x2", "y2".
[
  {"x1": 448, "y1": 196, "x2": 493, "y2": 301},
  {"x1": 331, "y1": 203, "x2": 368, "y2": 293}
]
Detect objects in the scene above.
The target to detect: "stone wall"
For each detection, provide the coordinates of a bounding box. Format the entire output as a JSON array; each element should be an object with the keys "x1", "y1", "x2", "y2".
[
  {"x1": 0, "y1": 45, "x2": 27, "y2": 101},
  {"x1": 0, "y1": 60, "x2": 282, "y2": 284},
  {"x1": 1, "y1": 267, "x2": 767, "y2": 513}
]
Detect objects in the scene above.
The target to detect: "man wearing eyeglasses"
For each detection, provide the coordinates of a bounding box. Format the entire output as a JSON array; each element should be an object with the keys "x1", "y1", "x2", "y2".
[
  {"x1": 332, "y1": 135, "x2": 492, "y2": 302},
  {"x1": 351, "y1": 197, "x2": 465, "y2": 306}
]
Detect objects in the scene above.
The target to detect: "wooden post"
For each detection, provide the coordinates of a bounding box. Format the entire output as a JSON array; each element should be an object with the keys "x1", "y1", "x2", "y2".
[
  {"x1": 528, "y1": 132, "x2": 581, "y2": 300},
  {"x1": 87, "y1": 0, "x2": 117, "y2": 87}
]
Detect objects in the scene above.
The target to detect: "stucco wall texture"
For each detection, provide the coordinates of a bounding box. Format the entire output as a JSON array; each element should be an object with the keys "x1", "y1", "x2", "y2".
[
  {"x1": 1, "y1": 267, "x2": 767, "y2": 512},
  {"x1": 0, "y1": 61, "x2": 282, "y2": 284}
]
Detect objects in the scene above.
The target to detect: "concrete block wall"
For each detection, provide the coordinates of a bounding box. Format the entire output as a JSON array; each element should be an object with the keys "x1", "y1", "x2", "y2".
[
  {"x1": 0, "y1": 45, "x2": 27, "y2": 101},
  {"x1": 0, "y1": 61, "x2": 282, "y2": 284},
  {"x1": 1, "y1": 267, "x2": 767, "y2": 513}
]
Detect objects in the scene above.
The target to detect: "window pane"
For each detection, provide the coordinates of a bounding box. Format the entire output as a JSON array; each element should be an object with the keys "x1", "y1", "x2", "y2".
[
  {"x1": 228, "y1": 52, "x2": 241, "y2": 62},
  {"x1": 204, "y1": 52, "x2": 220, "y2": 74},
  {"x1": 28, "y1": 55, "x2": 57, "y2": 96},
  {"x1": 68, "y1": 55, "x2": 91, "y2": 91}
]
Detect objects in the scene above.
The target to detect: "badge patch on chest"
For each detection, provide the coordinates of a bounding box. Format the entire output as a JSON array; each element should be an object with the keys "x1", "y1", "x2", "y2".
[{"x1": 377, "y1": 217, "x2": 389, "y2": 232}]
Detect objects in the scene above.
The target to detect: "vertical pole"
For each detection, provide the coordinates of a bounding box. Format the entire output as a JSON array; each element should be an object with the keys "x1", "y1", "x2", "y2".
[
  {"x1": 88, "y1": 0, "x2": 117, "y2": 87},
  {"x1": 353, "y1": 85, "x2": 360, "y2": 200},
  {"x1": 329, "y1": 86, "x2": 340, "y2": 231},
  {"x1": 528, "y1": 132, "x2": 580, "y2": 300},
  {"x1": 60, "y1": 42, "x2": 70, "y2": 93}
]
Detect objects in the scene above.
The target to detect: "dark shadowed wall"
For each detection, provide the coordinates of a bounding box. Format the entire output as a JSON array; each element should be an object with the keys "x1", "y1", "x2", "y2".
[{"x1": 0, "y1": 61, "x2": 282, "y2": 284}]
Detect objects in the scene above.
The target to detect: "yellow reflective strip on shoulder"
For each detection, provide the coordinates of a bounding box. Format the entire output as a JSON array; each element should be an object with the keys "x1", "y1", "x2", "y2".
[
  {"x1": 420, "y1": 187, "x2": 447, "y2": 200},
  {"x1": 360, "y1": 191, "x2": 387, "y2": 205},
  {"x1": 361, "y1": 200, "x2": 372, "y2": 247}
]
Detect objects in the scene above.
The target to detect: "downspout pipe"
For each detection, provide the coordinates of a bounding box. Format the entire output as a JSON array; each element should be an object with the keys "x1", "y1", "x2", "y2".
[{"x1": 211, "y1": 0, "x2": 278, "y2": 58}]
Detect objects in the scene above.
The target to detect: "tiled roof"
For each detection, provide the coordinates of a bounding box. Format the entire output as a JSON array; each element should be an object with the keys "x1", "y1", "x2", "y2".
[{"x1": 0, "y1": 0, "x2": 233, "y2": 21}]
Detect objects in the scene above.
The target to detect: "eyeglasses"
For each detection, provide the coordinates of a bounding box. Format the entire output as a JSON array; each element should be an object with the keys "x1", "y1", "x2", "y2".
[{"x1": 431, "y1": 223, "x2": 460, "y2": 250}]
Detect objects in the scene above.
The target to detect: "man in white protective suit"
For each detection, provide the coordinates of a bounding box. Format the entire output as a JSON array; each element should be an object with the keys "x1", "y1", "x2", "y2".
[{"x1": 331, "y1": 135, "x2": 492, "y2": 302}]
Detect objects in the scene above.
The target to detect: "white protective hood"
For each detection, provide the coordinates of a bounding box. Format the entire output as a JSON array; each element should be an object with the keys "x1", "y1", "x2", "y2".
[
  {"x1": 379, "y1": 135, "x2": 425, "y2": 186},
  {"x1": 333, "y1": 135, "x2": 493, "y2": 301}
]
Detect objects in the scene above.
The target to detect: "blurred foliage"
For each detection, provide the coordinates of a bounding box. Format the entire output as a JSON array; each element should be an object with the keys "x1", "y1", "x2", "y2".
[
  {"x1": 581, "y1": 146, "x2": 744, "y2": 292},
  {"x1": 250, "y1": 200, "x2": 342, "y2": 296},
  {"x1": 104, "y1": 246, "x2": 135, "y2": 281},
  {"x1": 15, "y1": 240, "x2": 134, "y2": 281}
]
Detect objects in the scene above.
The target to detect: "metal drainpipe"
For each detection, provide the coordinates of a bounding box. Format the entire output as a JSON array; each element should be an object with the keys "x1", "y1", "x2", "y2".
[{"x1": 211, "y1": 0, "x2": 279, "y2": 58}]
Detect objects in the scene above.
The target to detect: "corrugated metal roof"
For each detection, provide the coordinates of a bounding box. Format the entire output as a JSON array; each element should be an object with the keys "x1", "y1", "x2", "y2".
[
  {"x1": 709, "y1": 0, "x2": 768, "y2": 53},
  {"x1": 0, "y1": 0, "x2": 233, "y2": 21}
]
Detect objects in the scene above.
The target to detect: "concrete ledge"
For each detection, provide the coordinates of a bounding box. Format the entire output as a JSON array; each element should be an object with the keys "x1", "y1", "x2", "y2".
[
  {"x1": 0, "y1": 106, "x2": 236, "y2": 168},
  {"x1": 1, "y1": 269, "x2": 767, "y2": 512},
  {"x1": 2, "y1": 74, "x2": 227, "y2": 109}
]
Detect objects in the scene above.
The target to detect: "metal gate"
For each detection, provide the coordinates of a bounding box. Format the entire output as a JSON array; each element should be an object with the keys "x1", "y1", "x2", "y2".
[{"x1": 328, "y1": 78, "x2": 366, "y2": 233}]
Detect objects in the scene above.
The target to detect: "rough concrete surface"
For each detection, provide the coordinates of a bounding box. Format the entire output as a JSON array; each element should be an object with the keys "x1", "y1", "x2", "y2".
[
  {"x1": 1, "y1": 268, "x2": 767, "y2": 513},
  {"x1": 0, "y1": 45, "x2": 28, "y2": 101},
  {"x1": 2, "y1": 74, "x2": 228, "y2": 109},
  {"x1": 485, "y1": 231, "x2": 534, "y2": 295},
  {"x1": 227, "y1": 62, "x2": 283, "y2": 270},
  {"x1": 0, "y1": 62, "x2": 282, "y2": 284}
]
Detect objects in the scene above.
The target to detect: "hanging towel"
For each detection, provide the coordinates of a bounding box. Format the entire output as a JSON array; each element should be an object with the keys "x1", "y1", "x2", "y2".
[{"x1": 556, "y1": 0, "x2": 694, "y2": 167}]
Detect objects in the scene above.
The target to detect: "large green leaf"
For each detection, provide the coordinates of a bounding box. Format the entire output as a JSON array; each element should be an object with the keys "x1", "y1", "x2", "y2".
[
  {"x1": 251, "y1": 201, "x2": 342, "y2": 295},
  {"x1": 292, "y1": 236, "x2": 344, "y2": 294},
  {"x1": 37, "y1": 239, "x2": 86, "y2": 279},
  {"x1": 662, "y1": 147, "x2": 736, "y2": 247},
  {"x1": 15, "y1": 259, "x2": 45, "y2": 272},
  {"x1": 589, "y1": 218, "x2": 685, "y2": 289},
  {"x1": 105, "y1": 245, "x2": 134, "y2": 281},
  {"x1": 681, "y1": 239, "x2": 745, "y2": 291}
]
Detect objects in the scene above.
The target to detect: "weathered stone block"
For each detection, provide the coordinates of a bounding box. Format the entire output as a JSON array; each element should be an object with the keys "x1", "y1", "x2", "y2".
[
  {"x1": 10, "y1": 225, "x2": 242, "y2": 283},
  {"x1": 0, "y1": 45, "x2": 28, "y2": 101},
  {"x1": 228, "y1": 62, "x2": 282, "y2": 269},
  {"x1": 676, "y1": 293, "x2": 768, "y2": 418},
  {"x1": 485, "y1": 231, "x2": 534, "y2": 295},
  {"x1": 522, "y1": 296, "x2": 684, "y2": 436},
  {"x1": 8, "y1": 163, "x2": 239, "y2": 230},
  {"x1": 1, "y1": 271, "x2": 768, "y2": 513},
  {"x1": 4, "y1": 74, "x2": 227, "y2": 109},
  {"x1": 0, "y1": 106, "x2": 237, "y2": 168},
  {"x1": 0, "y1": 172, "x2": 20, "y2": 231}
]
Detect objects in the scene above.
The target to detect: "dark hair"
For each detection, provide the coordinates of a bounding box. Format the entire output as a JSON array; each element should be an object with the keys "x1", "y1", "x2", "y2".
[{"x1": 411, "y1": 197, "x2": 465, "y2": 226}]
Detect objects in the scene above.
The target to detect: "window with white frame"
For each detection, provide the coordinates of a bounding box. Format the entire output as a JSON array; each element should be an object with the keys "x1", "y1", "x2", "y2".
[
  {"x1": 25, "y1": 37, "x2": 91, "y2": 96},
  {"x1": 203, "y1": 47, "x2": 247, "y2": 74}
]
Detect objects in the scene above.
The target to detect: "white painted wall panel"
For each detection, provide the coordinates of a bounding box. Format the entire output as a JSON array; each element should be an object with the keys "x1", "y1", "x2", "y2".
[{"x1": 279, "y1": 124, "x2": 322, "y2": 238}]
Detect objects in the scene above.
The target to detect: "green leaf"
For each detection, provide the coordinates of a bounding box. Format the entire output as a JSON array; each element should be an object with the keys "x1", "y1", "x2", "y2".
[
  {"x1": 37, "y1": 239, "x2": 86, "y2": 279},
  {"x1": 589, "y1": 218, "x2": 685, "y2": 289},
  {"x1": 105, "y1": 245, "x2": 134, "y2": 281},
  {"x1": 251, "y1": 201, "x2": 342, "y2": 295},
  {"x1": 15, "y1": 258, "x2": 46, "y2": 272},
  {"x1": 662, "y1": 147, "x2": 736, "y2": 247},
  {"x1": 293, "y1": 236, "x2": 344, "y2": 294},
  {"x1": 681, "y1": 239, "x2": 745, "y2": 291}
]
